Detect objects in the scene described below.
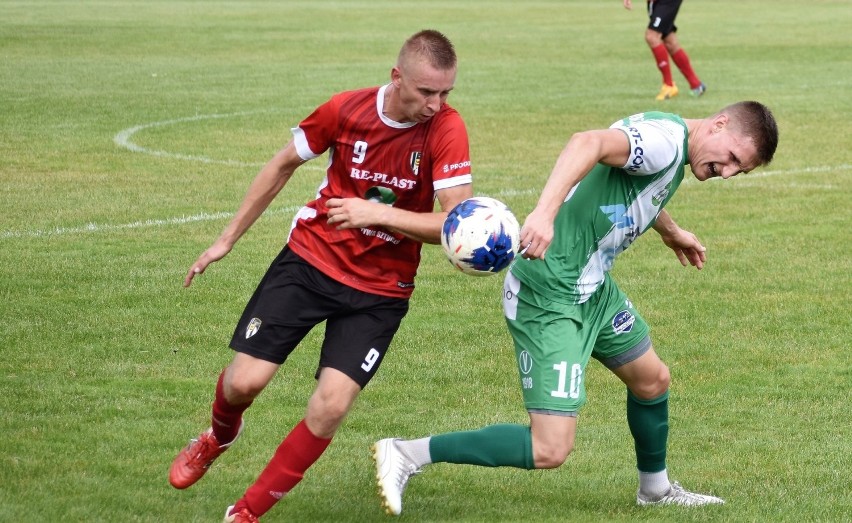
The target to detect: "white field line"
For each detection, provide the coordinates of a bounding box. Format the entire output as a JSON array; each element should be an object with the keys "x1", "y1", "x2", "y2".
[
  {"x1": 113, "y1": 110, "x2": 269, "y2": 168},
  {"x1": 7, "y1": 116, "x2": 851, "y2": 244},
  {"x1": 1, "y1": 206, "x2": 300, "y2": 239},
  {"x1": 113, "y1": 110, "x2": 325, "y2": 171}
]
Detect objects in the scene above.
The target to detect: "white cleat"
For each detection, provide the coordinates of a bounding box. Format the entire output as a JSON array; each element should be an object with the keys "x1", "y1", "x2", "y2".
[
  {"x1": 637, "y1": 481, "x2": 725, "y2": 506},
  {"x1": 372, "y1": 438, "x2": 421, "y2": 516}
]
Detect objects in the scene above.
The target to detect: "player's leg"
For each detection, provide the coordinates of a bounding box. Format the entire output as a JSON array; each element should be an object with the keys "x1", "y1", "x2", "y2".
[
  {"x1": 228, "y1": 368, "x2": 357, "y2": 518},
  {"x1": 229, "y1": 279, "x2": 409, "y2": 519},
  {"x1": 610, "y1": 348, "x2": 723, "y2": 505},
  {"x1": 662, "y1": 31, "x2": 705, "y2": 94},
  {"x1": 170, "y1": 247, "x2": 313, "y2": 490},
  {"x1": 169, "y1": 353, "x2": 279, "y2": 490},
  {"x1": 646, "y1": 2, "x2": 679, "y2": 99},
  {"x1": 595, "y1": 278, "x2": 722, "y2": 506},
  {"x1": 373, "y1": 272, "x2": 588, "y2": 515}
]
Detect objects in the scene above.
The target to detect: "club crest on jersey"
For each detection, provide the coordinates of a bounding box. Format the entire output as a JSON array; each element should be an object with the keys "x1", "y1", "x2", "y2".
[
  {"x1": 518, "y1": 350, "x2": 533, "y2": 375},
  {"x1": 246, "y1": 318, "x2": 262, "y2": 339},
  {"x1": 612, "y1": 310, "x2": 635, "y2": 334},
  {"x1": 409, "y1": 151, "x2": 422, "y2": 176}
]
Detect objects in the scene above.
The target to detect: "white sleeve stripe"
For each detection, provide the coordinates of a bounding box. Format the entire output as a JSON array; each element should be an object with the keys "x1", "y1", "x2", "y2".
[
  {"x1": 291, "y1": 126, "x2": 320, "y2": 160},
  {"x1": 434, "y1": 174, "x2": 472, "y2": 191}
]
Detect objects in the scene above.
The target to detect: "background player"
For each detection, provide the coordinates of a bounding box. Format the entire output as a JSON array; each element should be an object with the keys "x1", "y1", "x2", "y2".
[
  {"x1": 373, "y1": 101, "x2": 778, "y2": 515},
  {"x1": 624, "y1": 0, "x2": 707, "y2": 100},
  {"x1": 168, "y1": 29, "x2": 473, "y2": 522}
]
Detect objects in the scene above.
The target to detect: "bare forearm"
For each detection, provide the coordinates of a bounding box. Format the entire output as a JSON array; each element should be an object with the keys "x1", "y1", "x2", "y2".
[
  {"x1": 382, "y1": 207, "x2": 447, "y2": 244},
  {"x1": 652, "y1": 209, "x2": 678, "y2": 238},
  {"x1": 217, "y1": 148, "x2": 299, "y2": 248}
]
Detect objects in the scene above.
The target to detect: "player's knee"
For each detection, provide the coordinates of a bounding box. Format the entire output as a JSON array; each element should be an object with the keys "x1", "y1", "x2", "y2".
[
  {"x1": 632, "y1": 362, "x2": 670, "y2": 400},
  {"x1": 533, "y1": 439, "x2": 574, "y2": 469},
  {"x1": 223, "y1": 377, "x2": 264, "y2": 404},
  {"x1": 645, "y1": 29, "x2": 662, "y2": 47},
  {"x1": 307, "y1": 389, "x2": 355, "y2": 429}
]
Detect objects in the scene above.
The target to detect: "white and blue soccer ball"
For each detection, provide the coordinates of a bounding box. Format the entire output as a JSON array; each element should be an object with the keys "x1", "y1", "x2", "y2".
[{"x1": 441, "y1": 196, "x2": 521, "y2": 277}]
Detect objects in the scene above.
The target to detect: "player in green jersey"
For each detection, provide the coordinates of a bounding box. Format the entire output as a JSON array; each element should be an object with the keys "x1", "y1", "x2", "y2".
[{"x1": 372, "y1": 101, "x2": 778, "y2": 515}]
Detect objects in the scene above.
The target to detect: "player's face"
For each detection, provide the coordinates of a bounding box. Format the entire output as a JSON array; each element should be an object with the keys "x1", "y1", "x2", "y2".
[
  {"x1": 690, "y1": 116, "x2": 760, "y2": 181},
  {"x1": 391, "y1": 60, "x2": 456, "y2": 123}
]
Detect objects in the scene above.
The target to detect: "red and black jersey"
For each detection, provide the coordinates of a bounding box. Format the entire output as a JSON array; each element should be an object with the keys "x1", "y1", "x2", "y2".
[{"x1": 286, "y1": 85, "x2": 472, "y2": 298}]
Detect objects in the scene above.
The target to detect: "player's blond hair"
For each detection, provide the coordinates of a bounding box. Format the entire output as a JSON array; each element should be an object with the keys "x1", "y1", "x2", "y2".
[{"x1": 398, "y1": 29, "x2": 456, "y2": 71}]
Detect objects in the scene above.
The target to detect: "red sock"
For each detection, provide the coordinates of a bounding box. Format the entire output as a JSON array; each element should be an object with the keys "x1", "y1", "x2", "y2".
[
  {"x1": 671, "y1": 49, "x2": 702, "y2": 89},
  {"x1": 211, "y1": 369, "x2": 251, "y2": 444},
  {"x1": 241, "y1": 419, "x2": 333, "y2": 516},
  {"x1": 650, "y1": 44, "x2": 674, "y2": 86}
]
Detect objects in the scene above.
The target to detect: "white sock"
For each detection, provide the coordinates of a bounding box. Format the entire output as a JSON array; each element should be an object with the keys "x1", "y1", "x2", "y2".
[
  {"x1": 638, "y1": 469, "x2": 671, "y2": 497},
  {"x1": 398, "y1": 437, "x2": 432, "y2": 469}
]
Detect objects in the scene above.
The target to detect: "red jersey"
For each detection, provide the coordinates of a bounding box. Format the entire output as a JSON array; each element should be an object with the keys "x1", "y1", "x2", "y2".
[{"x1": 286, "y1": 85, "x2": 472, "y2": 298}]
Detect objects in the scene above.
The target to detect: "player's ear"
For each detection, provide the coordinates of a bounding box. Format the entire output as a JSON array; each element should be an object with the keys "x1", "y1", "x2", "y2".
[
  {"x1": 390, "y1": 66, "x2": 402, "y2": 87},
  {"x1": 713, "y1": 113, "x2": 729, "y2": 133}
]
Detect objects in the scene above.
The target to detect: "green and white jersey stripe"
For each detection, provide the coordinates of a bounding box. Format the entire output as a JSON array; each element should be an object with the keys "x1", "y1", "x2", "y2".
[{"x1": 512, "y1": 112, "x2": 688, "y2": 304}]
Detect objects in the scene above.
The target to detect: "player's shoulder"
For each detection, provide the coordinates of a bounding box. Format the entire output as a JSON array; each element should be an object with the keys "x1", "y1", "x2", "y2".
[
  {"x1": 329, "y1": 85, "x2": 380, "y2": 104},
  {"x1": 612, "y1": 111, "x2": 685, "y2": 131},
  {"x1": 612, "y1": 112, "x2": 686, "y2": 174},
  {"x1": 431, "y1": 103, "x2": 468, "y2": 130},
  {"x1": 611, "y1": 111, "x2": 687, "y2": 147}
]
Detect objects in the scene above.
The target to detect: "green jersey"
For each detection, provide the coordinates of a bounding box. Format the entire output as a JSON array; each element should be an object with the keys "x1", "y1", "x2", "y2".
[{"x1": 512, "y1": 111, "x2": 688, "y2": 304}]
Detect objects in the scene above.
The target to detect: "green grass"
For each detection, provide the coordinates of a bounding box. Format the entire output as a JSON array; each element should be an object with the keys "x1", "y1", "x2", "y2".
[{"x1": 1, "y1": 1, "x2": 850, "y2": 521}]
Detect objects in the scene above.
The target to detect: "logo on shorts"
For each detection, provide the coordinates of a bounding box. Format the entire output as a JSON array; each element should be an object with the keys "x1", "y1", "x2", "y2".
[
  {"x1": 612, "y1": 310, "x2": 635, "y2": 334},
  {"x1": 518, "y1": 350, "x2": 533, "y2": 375},
  {"x1": 246, "y1": 317, "x2": 262, "y2": 339}
]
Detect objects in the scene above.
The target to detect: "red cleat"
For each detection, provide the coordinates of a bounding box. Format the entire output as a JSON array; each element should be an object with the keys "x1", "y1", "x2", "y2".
[
  {"x1": 169, "y1": 422, "x2": 243, "y2": 489},
  {"x1": 223, "y1": 504, "x2": 260, "y2": 523}
]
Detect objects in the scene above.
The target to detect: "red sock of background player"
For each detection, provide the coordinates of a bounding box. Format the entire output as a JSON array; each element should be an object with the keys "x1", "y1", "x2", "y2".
[
  {"x1": 651, "y1": 44, "x2": 674, "y2": 86},
  {"x1": 210, "y1": 369, "x2": 251, "y2": 444},
  {"x1": 236, "y1": 419, "x2": 332, "y2": 517},
  {"x1": 671, "y1": 48, "x2": 702, "y2": 89}
]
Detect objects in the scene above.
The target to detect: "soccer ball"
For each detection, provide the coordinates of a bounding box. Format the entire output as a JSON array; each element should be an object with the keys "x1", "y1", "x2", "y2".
[{"x1": 441, "y1": 196, "x2": 520, "y2": 276}]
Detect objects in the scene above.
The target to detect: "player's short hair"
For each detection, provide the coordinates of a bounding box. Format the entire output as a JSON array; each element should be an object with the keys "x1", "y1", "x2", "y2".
[
  {"x1": 399, "y1": 29, "x2": 456, "y2": 70},
  {"x1": 720, "y1": 101, "x2": 779, "y2": 166}
]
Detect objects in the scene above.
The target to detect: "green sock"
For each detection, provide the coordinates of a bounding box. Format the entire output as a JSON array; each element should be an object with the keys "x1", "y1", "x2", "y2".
[
  {"x1": 429, "y1": 424, "x2": 535, "y2": 469},
  {"x1": 626, "y1": 389, "x2": 669, "y2": 473}
]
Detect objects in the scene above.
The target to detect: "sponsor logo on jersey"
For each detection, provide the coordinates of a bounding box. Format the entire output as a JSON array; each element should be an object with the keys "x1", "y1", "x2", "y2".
[
  {"x1": 360, "y1": 227, "x2": 402, "y2": 244},
  {"x1": 612, "y1": 310, "x2": 635, "y2": 334},
  {"x1": 600, "y1": 204, "x2": 635, "y2": 229},
  {"x1": 364, "y1": 186, "x2": 397, "y2": 205},
  {"x1": 625, "y1": 126, "x2": 646, "y2": 173},
  {"x1": 350, "y1": 168, "x2": 416, "y2": 190},
  {"x1": 409, "y1": 151, "x2": 422, "y2": 176},
  {"x1": 518, "y1": 350, "x2": 533, "y2": 375},
  {"x1": 396, "y1": 280, "x2": 415, "y2": 288},
  {"x1": 246, "y1": 317, "x2": 262, "y2": 339},
  {"x1": 442, "y1": 160, "x2": 471, "y2": 173},
  {"x1": 652, "y1": 187, "x2": 670, "y2": 206}
]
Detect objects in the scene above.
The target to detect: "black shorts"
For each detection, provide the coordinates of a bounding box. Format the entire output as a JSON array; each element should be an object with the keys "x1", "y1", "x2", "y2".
[
  {"x1": 647, "y1": 0, "x2": 682, "y2": 36},
  {"x1": 230, "y1": 247, "x2": 410, "y2": 388}
]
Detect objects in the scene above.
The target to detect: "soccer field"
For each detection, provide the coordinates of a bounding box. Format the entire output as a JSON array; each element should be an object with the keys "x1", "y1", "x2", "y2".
[{"x1": 1, "y1": 1, "x2": 850, "y2": 521}]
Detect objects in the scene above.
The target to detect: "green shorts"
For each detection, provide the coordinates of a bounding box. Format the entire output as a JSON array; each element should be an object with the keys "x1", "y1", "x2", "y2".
[{"x1": 503, "y1": 271, "x2": 651, "y2": 415}]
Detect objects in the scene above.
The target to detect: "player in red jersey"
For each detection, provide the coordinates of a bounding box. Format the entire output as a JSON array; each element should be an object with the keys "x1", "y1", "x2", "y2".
[{"x1": 168, "y1": 29, "x2": 472, "y2": 522}]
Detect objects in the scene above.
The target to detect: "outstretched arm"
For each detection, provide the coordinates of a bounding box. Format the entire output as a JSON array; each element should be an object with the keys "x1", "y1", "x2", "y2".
[
  {"x1": 652, "y1": 210, "x2": 707, "y2": 270},
  {"x1": 184, "y1": 141, "x2": 305, "y2": 287}
]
